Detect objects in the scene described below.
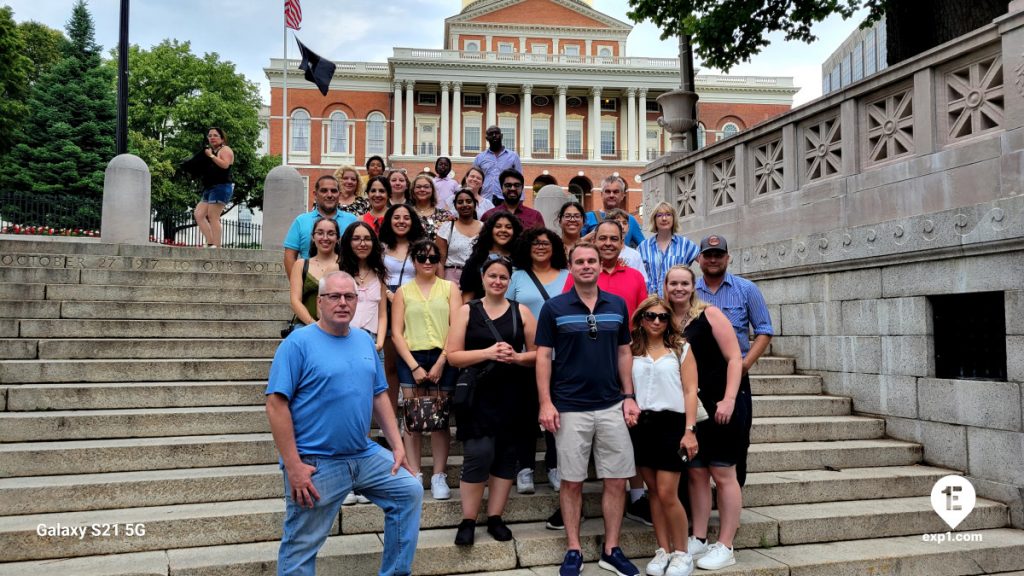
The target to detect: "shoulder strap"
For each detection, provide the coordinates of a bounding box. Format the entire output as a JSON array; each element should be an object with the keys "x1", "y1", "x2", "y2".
[
  {"x1": 509, "y1": 299, "x2": 520, "y2": 345},
  {"x1": 302, "y1": 258, "x2": 310, "y2": 279},
  {"x1": 397, "y1": 252, "x2": 409, "y2": 285},
  {"x1": 472, "y1": 299, "x2": 505, "y2": 343},
  {"x1": 526, "y1": 269, "x2": 551, "y2": 301}
]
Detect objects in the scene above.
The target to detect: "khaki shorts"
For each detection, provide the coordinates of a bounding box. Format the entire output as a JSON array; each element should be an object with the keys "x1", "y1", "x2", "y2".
[{"x1": 554, "y1": 401, "x2": 636, "y2": 482}]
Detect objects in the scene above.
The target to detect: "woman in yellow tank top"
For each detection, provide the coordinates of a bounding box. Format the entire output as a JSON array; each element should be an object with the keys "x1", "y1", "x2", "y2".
[{"x1": 391, "y1": 238, "x2": 461, "y2": 500}]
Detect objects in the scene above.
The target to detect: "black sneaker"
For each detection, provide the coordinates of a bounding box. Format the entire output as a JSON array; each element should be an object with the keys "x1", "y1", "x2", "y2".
[
  {"x1": 546, "y1": 508, "x2": 565, "y2": 530},
  {"x1": 454, "y1": 519, "x2": 475, "y2": 546},
  {"x1": 625, "y1": 495, "x2": 654, "y2": 526},
  {"x1": 486, "y1": 515, "x2": 513, "y2": 541}
]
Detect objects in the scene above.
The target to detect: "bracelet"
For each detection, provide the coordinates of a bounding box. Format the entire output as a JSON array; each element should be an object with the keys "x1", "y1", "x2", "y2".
[{"x1": 411, "y1": 364, "x2": 422, "y2": 372}]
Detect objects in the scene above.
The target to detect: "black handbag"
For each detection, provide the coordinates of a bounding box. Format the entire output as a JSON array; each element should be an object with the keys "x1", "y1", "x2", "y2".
[{"x1": 452, "y1": 300, "x2": 519, "y2": 409}]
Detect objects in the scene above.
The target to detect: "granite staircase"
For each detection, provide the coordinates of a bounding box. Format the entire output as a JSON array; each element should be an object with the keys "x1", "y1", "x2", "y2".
[{"x1": 1, "y1": 237, "x2": 1023, "y2": 575}]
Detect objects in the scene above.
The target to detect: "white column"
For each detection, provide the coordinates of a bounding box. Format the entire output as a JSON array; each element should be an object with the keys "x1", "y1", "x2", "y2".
[
  {"x1": 589, "y1": 86, "x2": 602, "y2": 160},
  {"x1": 637, "y1": 88, "x2": 648, "y2": 161},
  {"x1": 552, "y1": 37, "x2": 559, "y2": 55},
  {"x1": 485, "y1": 35, "x2": 493, "y2": 51},
  {"x1": 521, "y1": 84, "x2": 533, "y2": 159},
  {"x1": 556, "y1": 85, "x2": 568, "y2": 160},
  {"x1": 452, "y1": 34, "x2": 460, "y2": 50},
  {"x1": 486, "y1": 82, "x2": 497, "y2": 128},
  {"x1": 404, "y1": 80, "x2": 414, "y2": 156},
  {"x1": 392, "y1": 81, "x2": 403, "y2": 158},
  {"x1": 626, "y1": 87, "x2": 637, "y2": 161},
  {"x1": 452, "y1": 82, "x2": 462, "y2": 157},
  {"x1": 584, "y1": 39, "x2": 592, "y2": 56},
  {"x1": 440, "y1": 81, "x2": 451, "y2": 156},
  {"x1": 519, "y1": 35, "x2": 526, "y2": 52}
]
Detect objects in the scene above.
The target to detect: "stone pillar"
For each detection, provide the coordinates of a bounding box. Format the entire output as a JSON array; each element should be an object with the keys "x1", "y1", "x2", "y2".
[
  {"x1": 521, "y1": 84, "x2": 533, "y2": 159},
  {"x1": 637, "y1": 88, "x2": 648, "y2": 161},
  {"x1": 626, "y1": 88, "x2": 637, "y2": 161},
  {"x1": 440, "y1": 81, "x2": 451, "y2": 157},
  {"x1": 535, "y1": 183, "x2": 570, "y2": 233},
  {"x1": 393, "y1": 81, "x2": 403, "y2": 158},
  {"x1": 101, "y1": 154, "x2": 151, "y2": 245},
  {"x1": 404, "y1": 81, "x2": 415, "y2": 156},
  {"x1": 584, "y1": 39, "x2": 592, "y2": 56},
  {"x1": 552, "y1": 38, "x2": 559, "y2": 54},
  {"x1": 997, "y1": 1, "x2": 1024, "y2": 129},
  {"x1": 557, "y1": 85, "x2": 568, "y2": 160},
  {"x1": 486, "y1": 82, "x2": 498, "y2": 128},
  {"x1": 262, "y1": 165, "x2": 305, "y2": 252},
  {"x1": 590, "y1": 86, "x2": 602, "y2": 159},
  {"x1": 452, "y1": 82, "x2": 462, "y2": 157}
]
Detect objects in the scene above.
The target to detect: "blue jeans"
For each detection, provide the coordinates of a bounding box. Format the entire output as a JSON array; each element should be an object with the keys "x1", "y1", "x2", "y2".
[{"x1": 278, "y1": 448, "x2": 423, "y2": 575}]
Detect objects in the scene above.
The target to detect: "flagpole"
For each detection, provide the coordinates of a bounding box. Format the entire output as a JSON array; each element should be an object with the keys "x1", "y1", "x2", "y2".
[{"x1": 282, "y1": 22, "x2": 289, "y2": 165}]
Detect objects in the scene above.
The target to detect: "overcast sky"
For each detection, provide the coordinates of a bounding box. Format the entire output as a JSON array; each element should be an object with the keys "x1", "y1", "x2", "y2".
[{"x1": 4, "y1": 0, "x2": 868, "y2": 106}]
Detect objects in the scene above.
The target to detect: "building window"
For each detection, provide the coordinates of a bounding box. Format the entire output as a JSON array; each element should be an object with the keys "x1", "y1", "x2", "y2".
[
  {"x1": 326, "y1": 111, "x2": 349, "y2": 155},
  {"x1": 532, "y1": 117, "x2": 550, "y2": 153},
  {"x1": 563, "y1": 45, "x2": 579, "y2": 56},
  {"x1": 830, "y1": 65, "x2": 840, "y2": 93},
  {"x1": 877, "y1": 24, "x2": 887, "y2": 70},
  {"x1": 531, "y1": 44, "x2": 548, "y2": 54},
  {"x1": 852, "y1": 44, "x2": 864, "y2": 82},
  {"x1": 646, "y1": 100, "x2": 660, "y2": 113},
  {"x1": 566, "y1": 119, "x2": 583, "y2": 155},
  {"x1": 931, "y1": 292, "x2": 1006, "y2": 381},
  {"x1": 366, "y1": 111, "x2": 386, "y2": 156},
  {"x1": 697, "y1": 123, "x2": 706, "y2": 149},
  {"x1": 291, "y1": 109, "x2": 310, "y2": 153},
  {"x1": 841, "y1": 53, "x2": 852, "y2": 87},
  {"x1": 646, "y1": 125, "x2": 660, "y2": 160},
  {"x1": 498, "y1": 115, "x2": 517, "y2": 152},
  {"x1": 418, "y1": 92, "x2": 437, "y2": 106},
  {"x1": 864, "y1": 29, "x2": 877, "y2": 75},
  {"x1": 598, "y1": 46, "x2": 612, "y2": 57},
  {"x1": 417, "y1": 119, "x2": 436, "y2": 156},
  {"x1": 465, "y1": 40, "x2": 480, "y2": 52},
  {"x1": 600, "y1": 98, "x2": 617, "y2": 112},
  {"x1": 463, "y1": 94, "x2": 482, "y2": 107},
  {"x1": 721, "y1": 122, "x2": 739, "y2": 140},
  {"x1": 498, "y1": 42, "x2": 514, "y2": 53},
  {"x1": 823, "y1": 73, "x2": 831, "y2": 94},
  {"x1": 463, "y1": 115, "x2": 482, "y2": 152},
  {"x1": 600, "y1": 119, "x2": 616, "y2": 156}
]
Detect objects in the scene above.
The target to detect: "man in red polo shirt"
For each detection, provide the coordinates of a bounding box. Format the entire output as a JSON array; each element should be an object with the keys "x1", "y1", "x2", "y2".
[{"x1": 563, "y1": 219, "x2": 647, "y2": 325}]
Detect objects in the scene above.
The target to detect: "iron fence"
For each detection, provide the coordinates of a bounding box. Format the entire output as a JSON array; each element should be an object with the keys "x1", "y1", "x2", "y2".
[
  {"x1": 150, "y1": 209, "x2": 262, "y2": 249},
  {"x1": 0, "y1": 192, "x2": 101, "y2": 235}
]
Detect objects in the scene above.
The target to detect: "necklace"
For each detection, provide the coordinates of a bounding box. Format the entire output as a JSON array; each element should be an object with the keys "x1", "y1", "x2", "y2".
[{"x1": 355, "y1": 268, "x2": 372, "y2": 285}]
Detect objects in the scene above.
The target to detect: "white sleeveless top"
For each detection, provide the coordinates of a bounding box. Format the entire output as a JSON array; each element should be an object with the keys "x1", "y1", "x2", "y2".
[{"x1": 632, "y1": 343, "x2": 690, "y2": 413}]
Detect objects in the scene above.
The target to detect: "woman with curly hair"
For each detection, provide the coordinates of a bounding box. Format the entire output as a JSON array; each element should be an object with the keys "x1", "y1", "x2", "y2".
[
  {"x1": 334, "y1": 165, "x2": 369, "y2": 216},
  {"x1": 459, "y1": 211, "x2": 523, "y2": 302}
]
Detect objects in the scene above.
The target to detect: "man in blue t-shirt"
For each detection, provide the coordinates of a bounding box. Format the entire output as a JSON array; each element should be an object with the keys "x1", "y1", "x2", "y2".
[
  {"x1": 535, "y1": 242, "x2": 642, "y2": 576},
  {"x1": 266, "y1": 271, "x2": 422, "y2": 576},
  {"x1": 282, "y1": 175, "x2": 358, "y2": 280},
  {"x1": 581, "y1": 175, "x2": 644, "y2": 249}
]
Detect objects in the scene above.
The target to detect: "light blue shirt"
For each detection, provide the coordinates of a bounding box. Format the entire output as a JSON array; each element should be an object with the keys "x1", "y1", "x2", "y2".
[
  {"x1": 283, "y1": 209, "x2": 357, "y2": 259},
  {"x1": 473, "y1": 147, "x2": 522, "y2": 201},
  {"x1": 696, "y1": 272, "x2": 773, "y2": 357},
  {"x1": 582, "y1": 211, "x2": 645, "y2": 249},
  {"x1": 638, "y1": 234, "x2": 700, "y2": 296},
  {"x1": 507, "y1": 268, "x2": 570, "y2": 319}
]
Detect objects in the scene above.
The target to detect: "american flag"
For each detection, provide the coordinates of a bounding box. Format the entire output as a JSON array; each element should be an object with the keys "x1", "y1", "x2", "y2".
[{"x1": 284, "y1": 0, "x2": 302, "y2": 30}]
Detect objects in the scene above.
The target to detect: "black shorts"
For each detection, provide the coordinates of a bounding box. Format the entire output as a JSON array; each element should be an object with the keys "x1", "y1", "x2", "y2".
[
  {"x1": 461, "y1": 435, "x2": 517, "y2": 483},
  {"x1": 629, "y1": 409, "x2": 687, "y2": 473}
]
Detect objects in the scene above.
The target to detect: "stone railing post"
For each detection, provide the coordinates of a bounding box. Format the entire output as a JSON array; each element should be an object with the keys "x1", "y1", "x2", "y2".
[
  {"x1": 262, "y1": 165, "x2": 306, "y2": 252},
  {"x1": 997, "y1": 0, "x2": 1024, "y2": 130},
  {"x1": 101, "y1": 154, "x2": 151, "y2": 244},
  {"x1": 534, "y1": 184, "x2": 570, "y2": 235}
]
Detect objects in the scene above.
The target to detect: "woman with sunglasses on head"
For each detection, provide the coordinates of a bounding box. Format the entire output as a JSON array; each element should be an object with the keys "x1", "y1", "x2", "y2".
[
  {"x1": 388, "y1": 169, "x2": 412, "y2": 206},
  {"x1": 333, "y1": 165, "x2": 370, "y2": 216},
  {"x1": 638, "y1": 201, "x2": 700, "y2": 297},
  {"x1": 288, "y1": 217, "x2": 341, "y2": 327},
  {"x1": 460, "y1": 212, "x2": 523, "y2": 302},
  {"x1": 629, "y1": 294, "x2": 700, "y2": 576},
  {"x1": 410, "y1": 173, "x2": 452, "y2": 242},
  {"x1": 362, "y1": 175, "x2": 391, "y2": 234},
  {"x1": 446, "y1": 257, "x2": 537, "y2": 546},
  {"x1": 506, "y1": 227, "x2": 569, "y2": 494},
  {"x1": 436, "y1": 189, "x2": 483, "y2": 284},
  {"x1": 557, "y1": 200, "x2": 586, "y2": 258},
  {"x1": 446, "y1": 166, "x2": 494, "y2": 218},
  {"x1": 664, "y1": 265, "x2": 745, "y2": 571},
  {"x1": 380, "y1": 204, "x2": 426, "y2": 414},
  {"x1": 391, "y1": 239, "x2": 461, "y2": 501}
]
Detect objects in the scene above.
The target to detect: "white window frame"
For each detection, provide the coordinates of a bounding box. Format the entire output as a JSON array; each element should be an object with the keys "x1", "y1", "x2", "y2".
[
  {"x1": 597, "y1": 46, "x2": 612, "y2": 57},
  {"x1": 721, "y1": 122, "x2": 739, "y2": 141},
  {"x1": 697, "y1": 122, "x2": 706, "y2": 149},
  {"x1": 646, "y1": 121, "x2": 661, "y2": 160},
  {"x1": 464, "y1": 40, "x2": 481, "y2": 52},
  {"x1": 290, "y1": 109, "x2": 311, "y2": 161},
  {"x1": 323, "y1": 111, "x2": 352, "y2": 160},
  {"x1": 600, "y1": 117, "x2": 616, "y2": 156},
  {"x1": 416, "y1": 115, "x2": 438, "y2": 156},
  {"x1": 497, "y1": 42, "x2": 514, "y2": 53},
  {"x1": 463, "y1": 113, "x2": 483, "y2": 154},
  {"x1": 498, "y1": 113, "x2": 518, "y2": 152},
  {"x1": 565, "y1": 117, "x2": 583, "y2": 156},
  {"x1": 532, "y1": 115, "x2": 551, "y2": 154},
  {"x1": 531, "y1": 43, "x2": 548, "y2": 54},
  {"x1": 463, "y1": 93, "x2": 483, "y2": 108},
  {"x1": 417, "y1": 92, "x2": 438, "y2": 106},
  {"x1": 562, "y1": 45, "x2": 580, "y2": 56},
  {"x1": 600, "y1": 98, "x2": 617, "y2": 112},
  {"x1": 366, "y1": 111, "x2": 386, "y2": 156}
]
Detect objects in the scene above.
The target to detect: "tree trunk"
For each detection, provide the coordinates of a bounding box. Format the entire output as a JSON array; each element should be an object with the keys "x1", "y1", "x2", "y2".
[{"x1": 886, "y1": 0, "x2": 1010, "y2": 65}]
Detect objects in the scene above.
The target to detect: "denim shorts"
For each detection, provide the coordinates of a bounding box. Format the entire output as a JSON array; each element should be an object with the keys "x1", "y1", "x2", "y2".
[
  {"x1": 396, "y1": 348, "x2": 457, "y2": 392},
  {"x1": 201, "y1": 183, "x2": 233, "y2": 204}
]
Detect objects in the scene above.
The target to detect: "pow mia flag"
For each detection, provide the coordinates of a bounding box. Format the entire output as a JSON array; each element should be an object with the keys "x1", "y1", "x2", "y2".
[{"x1": 295, "y1": 37, "x2": 336, "y2": 96}]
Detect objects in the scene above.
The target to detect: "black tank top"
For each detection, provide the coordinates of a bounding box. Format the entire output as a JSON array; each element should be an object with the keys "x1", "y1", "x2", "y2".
[{"x1": 201, "y1": 148, "x2": 232, "y2": 189}]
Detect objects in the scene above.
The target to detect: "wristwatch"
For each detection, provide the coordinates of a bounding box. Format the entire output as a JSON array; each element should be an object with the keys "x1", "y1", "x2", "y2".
[
  {"x1": 685, "y1": 424, "x2": 697, "y2": 433},
  {"x1": 622, "y1": 393, "x2": 636, "y2": 400}
]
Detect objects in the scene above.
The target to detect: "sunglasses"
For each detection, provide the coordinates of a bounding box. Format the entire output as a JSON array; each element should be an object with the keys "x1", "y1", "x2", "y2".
[
  {"x1": 643, "y1": 311, "x2": 672, "y2": 323},
  {"x1": 586, "y1": 314, "x2": 598, "y2": 340},
  {"x1": 414, "y1": 253, "x2": 441, "y2": 264}
]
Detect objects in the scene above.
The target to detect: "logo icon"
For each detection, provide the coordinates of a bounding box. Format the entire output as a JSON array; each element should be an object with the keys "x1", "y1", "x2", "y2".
[{"x1": 930, "y1": 475, "x2": 976, "y2": 530}]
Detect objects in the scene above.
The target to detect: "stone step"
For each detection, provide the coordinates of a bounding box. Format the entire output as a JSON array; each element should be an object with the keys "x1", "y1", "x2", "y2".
[
  {"x1": 0, "y1": 238, "x2": 279, "y2": 262},
  {"x1": 748, "y1": 356, "x2": 794, "y2": 375},
  {"x1": 33, "y1": 338, "x2": 281, "y2": 360},
  {"x1": 0, "y1": 267, "x2": 80, "y2": 285},
  {"x1": 0, "y1": 339, "x2": 36, "y2": 360},
  {"x1": 0, "y1": 301, "x2": 60, "y2": 319},
  {"x1": 76, "y1": 268, "x2": 287, "y2": 289},
  {"x1": 748, "y1": 374, "x2": 821, "y2": 395},
  {"x1": 58, "y1": 301, "x2": 291, "y2": 321},
  {"x1": 748, "y1": 415, "x2": 884, "y2": 443},
  {"x1": 0, "y1": 251, "x2": 285, "y2": 275},
  {"x1": 44, "y1": 283, "x2": 288, "y2": 304},
  {"x1": 742, "y1": 464, "x2": 955, "y2": 507},
  {"x1": 747, "y1": 438, "x2": 922, "y2": 472},
  {"x1": 5, "y1": 381, "x2": 268, "y2": 410},
  {"x1": 0, "y1": 283, "x2": 44, "y2": 301},
  {"x1": 17, "y1": 319, "x2": 286, "y2": 339},
  {"x1": 750, "y1": 394, "x2": 850, "y2": 417},
  {"x1": 0, "y1": 358, "x2": 272, "y2": 384}
]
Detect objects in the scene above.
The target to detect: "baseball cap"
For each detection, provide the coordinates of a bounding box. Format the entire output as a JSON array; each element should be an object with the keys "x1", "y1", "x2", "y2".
[{"x1": 699, "y1": 234, "x2": 728, "y2": 254}]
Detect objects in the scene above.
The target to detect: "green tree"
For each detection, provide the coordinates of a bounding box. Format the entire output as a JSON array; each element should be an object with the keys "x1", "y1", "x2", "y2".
[
  {"x1": 0, "y1": 0, "x2": 115, "y2": 229},
  {"x1": 626, "y1": 0, "x2": 1010, "y2": 73},
  {"x1": 17, "y1": 20, "x2": 68, "y2": 85},
  {"x1": 0, "y1": 6, "x2": 32, "y2": 154},
  {"x1": 119, "y1": 39, "x2": 278, "y2": 241}
]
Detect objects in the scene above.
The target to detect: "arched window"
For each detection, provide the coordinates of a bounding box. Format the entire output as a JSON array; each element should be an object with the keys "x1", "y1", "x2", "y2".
[
  {"x1": 697, "y1": 123, "x2": 706, "y2": 149},
  {"x1": 291, "y1": 109, "x2": 310, "y2": 153},
  {"x1": 598, "y1": 47, "x2": 612, "y2": 57},
  {"x1": 721, "y1": 122, "x2": 739, "y2": 140},
  {"x1": 327, "y1": 111, "x2": 348, "y2": 154},
  {"x1": 366, "y1": 111, "x2": 386, "y2": 156},
  {"x1": 464, "y1": 40, "x2": 480, "y2": 52}
]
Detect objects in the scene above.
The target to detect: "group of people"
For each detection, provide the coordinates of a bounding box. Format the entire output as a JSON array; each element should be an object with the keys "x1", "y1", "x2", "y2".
[{"x1": 266, "y1": 130, "x2": 774, "y2": 576}]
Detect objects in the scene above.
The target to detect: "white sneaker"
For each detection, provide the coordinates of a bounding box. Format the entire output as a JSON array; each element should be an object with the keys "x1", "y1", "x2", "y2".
[
  {"x1": 695, "y1": 542, "x2": 735, "y2": 570},
  {"x1": 355, "y1": 493, "x2": 371, "y2": 504},
  {"x1": 665, "y1": 551, "x2": 693, "y2": 576},
  {"x1": 548, "y1": 467, "x2": 561, "y2": 492},
  {"x1": 342, "y1": 492, "x2": 358, "y2": 506},
  {"x1": 517, "y1": 468, "x2": 535, "y2": 494},
  {"x1": 645, "y1": 548, "x2": 670, "y2": 576},
  {"x1": 430, "y1": 473, "x2": 451, "y2": 500},
  {"x1": 686, "y1": 536, "x2": 708, "y2": 561}
]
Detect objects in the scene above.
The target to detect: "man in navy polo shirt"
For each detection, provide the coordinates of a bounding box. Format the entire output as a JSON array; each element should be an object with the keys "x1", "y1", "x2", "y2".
[
  {"x1": 282, "y1": 175, "x2": 358, "y2": 279},
  {"x1": 536, "y1": 242, "x2": 642, "y2": 576}
]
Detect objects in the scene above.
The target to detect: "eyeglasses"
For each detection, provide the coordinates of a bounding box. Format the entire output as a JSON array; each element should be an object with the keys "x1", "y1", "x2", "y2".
[
  {"x1": 531, "y1": 240, "x2": 552, "y2": 247},
  {"x1": 502, "y1": 182, "x2": 523, "y2": 189},
  {"x1": 655, "y1": 212, "x2": 674, "y2": 219},
  {"x1": 643, "y1": 311, "x2": 671, "y2": 323},
  {"x1": 586, "y1": 314, "x2": 598, "y2": 340},
  {"x1": 561, "y1": 213, "x2": 582, "y2": 221},
  {"x1": 313, "y1": 230, "x2": 338, "y2": 238},
  {"x1": 414, "y1": 253, "x2": 441, "y2": 264},
  {"x1": 319, "y1": 292, "x2": 357, "y2": 304},
  {"x1": 351, "y1": 236, "x2": 373, "y2": 244}
]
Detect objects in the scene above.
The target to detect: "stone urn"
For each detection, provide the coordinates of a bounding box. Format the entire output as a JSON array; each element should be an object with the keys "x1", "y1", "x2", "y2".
[{"x1": 657, "y1": 89, "x2": 700, "y2": 152}]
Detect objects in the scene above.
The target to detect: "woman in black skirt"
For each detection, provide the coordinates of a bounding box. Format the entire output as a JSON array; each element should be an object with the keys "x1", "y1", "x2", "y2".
[{"x1": 664, "y1": 265, "x2": 745, "y2": 571}]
